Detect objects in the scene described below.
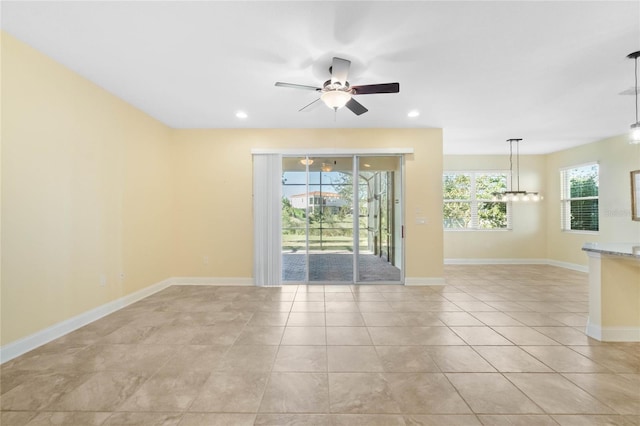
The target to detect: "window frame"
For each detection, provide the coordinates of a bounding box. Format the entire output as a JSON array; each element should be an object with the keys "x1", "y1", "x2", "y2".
[
  {"x1": 560, "y1": 162, "x2": 599, "y2": 233},
  {"x1": 443, "y1": 170, "x2": 512, "y2": 231}
]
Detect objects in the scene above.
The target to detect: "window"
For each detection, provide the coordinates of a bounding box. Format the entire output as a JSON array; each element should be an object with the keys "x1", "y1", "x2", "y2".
[
  {"x1": 443, "y1": 171, "x2": 510, "y2": 230},
  {"x1": 560, "y1": 163, "x2": 599, "y2": 232}
]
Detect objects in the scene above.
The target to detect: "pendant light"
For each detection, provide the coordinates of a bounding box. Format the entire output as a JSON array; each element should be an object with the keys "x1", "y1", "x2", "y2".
[
  {"x1": 492, "y1": 138, "x2": 543, "y2": 202},
  {"x1": 628, "y1": 51, "x2": 640, "y2": 144}
]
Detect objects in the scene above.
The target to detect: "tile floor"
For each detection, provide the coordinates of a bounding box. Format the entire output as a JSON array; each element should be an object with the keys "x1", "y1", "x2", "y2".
[{"x1": 1, "y1": 265, "x2": 639, "y2": 425}]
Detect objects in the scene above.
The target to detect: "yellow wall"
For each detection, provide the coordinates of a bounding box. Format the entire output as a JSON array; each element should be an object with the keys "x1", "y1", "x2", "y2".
[
  {"x1": 1, "y1": 33, "x2": 173, "y2": 345},
  {"x1": 546, "y1": 135, "x2": 640, "y2": 267},
  {"x1": 443, "y1": 155, "x2": 547, "y2": 260},
  {"x1": 600, "y1": 256, "x2": 640, "y2": 328},
  {"x1": 170, "y1": 128, "x2": 444, "y2": 281}
]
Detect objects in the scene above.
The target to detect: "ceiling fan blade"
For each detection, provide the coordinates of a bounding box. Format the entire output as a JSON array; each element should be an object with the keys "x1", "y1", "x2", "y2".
[
  {"x1": 330, "y1": 57, "x2": 351, "y2": 86},
  {"x1": 352, "y1": 82, "x2": 400, "y2": 95},
  {"x1": 298, "y1": 98, "x2": 321, "y2": 112},
  {"x1": 275, "y1": 82, "x2": 321, "y2": 91},
  {"x1": 345, "y1": 98, "x2": 368, "y2": 116}
]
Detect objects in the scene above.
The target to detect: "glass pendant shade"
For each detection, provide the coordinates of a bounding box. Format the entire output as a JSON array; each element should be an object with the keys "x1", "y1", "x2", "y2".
[
  {"x1": 631, "y1": 122, "x2": 640, "y2": 144},
  {"x1": 321, "y1": 90, "x2": 351, "y2": 109}
]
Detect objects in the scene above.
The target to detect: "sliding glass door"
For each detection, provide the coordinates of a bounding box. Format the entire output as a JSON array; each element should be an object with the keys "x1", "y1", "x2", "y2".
[{"x1": 282, "y1": 155, "x2": 402, "y2": 284}]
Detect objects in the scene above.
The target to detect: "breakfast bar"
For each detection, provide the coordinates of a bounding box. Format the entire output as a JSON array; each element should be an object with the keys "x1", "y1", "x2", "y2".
[{"x1": 582, "y1": 243, "x2": 640, "y2": 341}]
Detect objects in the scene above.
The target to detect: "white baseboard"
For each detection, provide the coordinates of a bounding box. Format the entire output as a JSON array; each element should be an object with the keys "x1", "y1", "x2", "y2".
[
  {"x1": 445, "y1": 258, "x2": 548, "y2": 265},
  {"x1": 405, "y1": 277, "x2": 446, "y2": 286},
  {"x1": 0, "y1": 278, "x2": 173, "y2": 364},
  {"x1": 171, "y1": 277, "x2": 254, "y2": 286},
  {"x1": 546, "y1": 259, "x2": 588, "y2": 273},
  {"x1": 586, "y1": 322, "x2": 640, "y2": 342},
  {"x1": 444, "y1": 258, "x2": 588, "y2": 273}
]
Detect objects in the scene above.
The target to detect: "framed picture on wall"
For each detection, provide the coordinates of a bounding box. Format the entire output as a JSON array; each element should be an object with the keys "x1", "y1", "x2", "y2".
[{"x1": 632, "y1": 170, "x2": 640, "y2": 221}]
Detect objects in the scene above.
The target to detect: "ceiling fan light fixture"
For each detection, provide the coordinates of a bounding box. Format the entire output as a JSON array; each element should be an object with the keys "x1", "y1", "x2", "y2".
[{"x1": 321, "y1": 90, "x2": 352, "y2": 110}]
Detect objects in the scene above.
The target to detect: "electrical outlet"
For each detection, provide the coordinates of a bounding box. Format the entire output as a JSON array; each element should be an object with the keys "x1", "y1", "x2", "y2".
[
  {"x1": 203, "y1": 255, "x2": 210, "y2": 265},
  {"x1": 99, "y1": 274, "x2": 107, "y2": 287},
  {"x1": 119, "y1": 272, "x2": 125, "y2": 281}
]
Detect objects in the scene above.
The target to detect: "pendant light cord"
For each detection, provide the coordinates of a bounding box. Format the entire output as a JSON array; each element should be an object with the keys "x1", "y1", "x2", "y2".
[
  {"x1": 516, "y1": 139, "x2": 520, "y2": 191},
  {"x1": 635, "y1": 55, "x2": 638, "y2": 124},
  {"x1": 509, "y1": 140, "x2": 514, "y2": 191}
]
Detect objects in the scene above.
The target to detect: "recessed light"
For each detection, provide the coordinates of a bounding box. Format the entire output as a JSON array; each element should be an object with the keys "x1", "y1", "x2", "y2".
[
  {"x1": 236, "y1": 111, "x2": 248, "y2": 119},
  {"x1": 407, "y1": 110, "x2": 420, "y2": 118}
]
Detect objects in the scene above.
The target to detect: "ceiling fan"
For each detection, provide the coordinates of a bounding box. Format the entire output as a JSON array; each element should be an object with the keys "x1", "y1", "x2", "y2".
[{"x1": 275, "y1": 57, "x2": 400, "y2": 116}]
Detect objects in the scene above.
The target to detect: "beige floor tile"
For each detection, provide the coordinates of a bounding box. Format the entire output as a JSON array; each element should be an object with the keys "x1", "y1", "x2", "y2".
[
  {"x1": 329, "y1": 372, "x2": 401, "y2": 414},
  {"x1": 552, "y1": 414, "x2": 639, "y2": 425},
  {"x1": 158, "y1": 345, "x2": 228, "y2": 374},
  {"x1": 118, "y1": 370, "x2": 209, "y2": 411},
  {"x1": 287, "y1": 312, "x2": 325, "y2": 326},
  {"x1": 333, "y1": 414, "x2": 407, "y2": 425},
  {"x1": 189, "y1": 371, "x2": 268, "y2": 412},
  {"x1": 522, "y1": 346, "x2": 611, "y2": 372},
  {"x1": 470, "y1": 312, "x2": 524, "y2": 326},
  {"x1": 0, "y1": 412, "x2": 37, "y2": 426},
  {"x1": 217, "y1": 345, "x2": 278, "y2": 371},
  {"x1": 273, "y1": 346, "x2": 328, "y2": 372},
  {"x1": 0, "y1": 371, "x2": 87, "y2": 410},
  {"x1": 546, "y1": 313, "x2": 589, "y2": 327},
  {"x1": 426, "y1": 346, "x2": 496, "y2": 372},
  {"x1": 291, "y1": 301, "x2": 325, "y2": 312},
  {"x1": 368, "y1": 326, "x2": 466, "y2": 346},
  {"x1": 438, "y1": 312, "x2": 485, "y2": 326},
  {"x1": 102, "y1": 412, "x2": 183, "y2": 425},
  {"x1": 254, "y1": 414, "x2": 332, "y2": 425},
  {"x1": 281, "y1": 326, "x2": 326, "y2": 345},
  {"x1": 505, "y1": 373, "x2": 616, "y2": 414},
  {"x1": 404, "y1": 414, "x2": 481, "y2": 425},
  {"x1": 46, "y1": 371, "x2": 146, "y2": 411},
  {"x1": 385, "y1": 373, "x2": 471, "y2": 414},
  {"x1": 180, "y1": 413, "x2": 256, "y2": 426},
  {"x1": 294, "y1": 292, "x2": 325, "y2": 302},
  {"x1": 189, "y1": 325, "x2": 245, "y2": 345},
  {"x1": 328, "y1": 346, "x2": 384, "y2": 372},
  {"x1": 357, "y1": 301, "x2": 394, "y2": 312},
  {"x1": 569, "y1": 346, "x2": 640, "y2": 373},
  {"x1": 450, "y1": 327, "x2": 513, "y2": 345},
  {"x1": 259, "y1": 372, "x2": 329, "y2": 413},
  {"x1": 362, "y1": 312, "x2": 408, "y2": 326},
  {"x1": 493, "y1": 327, "x2": 560, "y2": 345},
  {"x1": 325, "y1": 312, "x2": 365, "y2": 326},
  {"x1": 446, "y1": 373, "x2": 541, "y2": 414},
  {"x1": 504, "y1": 312, "x2": 566, "y2": 326},
  {"x1": 353, "y1": 292, "x2": 389, "y2": 302},
  {"x1": 326, "y1": 327, "x2": 372, "y2": 345},
  {"x1": 324, "y1": 285, "x2": 353, "y2": 293},
  {"x1": 399, "y1": 312, "x2": 445, "y2": 326},
  {"x1": 563, "y1": 373, "x2": 640, "y2": 415},
  {"x1": 477, "y1": 414, "x2": 558, "y2": 425},
  {"x1": 325, "y1": 301, "x2": 360, "y2": 313},
  {"x1": 532, "y1": 326, "x2": 597, "y2": 345},
  {"x1": 376, "y1": 346, "x2": 440, "y2": 372},
  {"x1": 247, "y1": 312, "x2": 290, "y2": 326},
  {"x1": 18, "y1": 412, "x2": 110, "y2": 426},
  {"x1": 472, "y1": 346, "x2": 552, "y2": 372},
  {"x1": 453, "y1": 301, "x2": 498, "y2": 312},
  {"x1": 325, "y1": 292, "x2": 356, "y2": 302},
  {"x1": 234, "y1": 326, "x2": 285, "y2": 345},
  {"x1": 75, "y1": 344, "x2": 177, "y2": 375}
]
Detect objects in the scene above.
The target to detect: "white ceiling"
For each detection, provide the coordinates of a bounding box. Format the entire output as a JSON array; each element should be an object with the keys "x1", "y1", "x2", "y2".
[{"x1": 2, "y1": 1, "x2": 639, "y2": 154}]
